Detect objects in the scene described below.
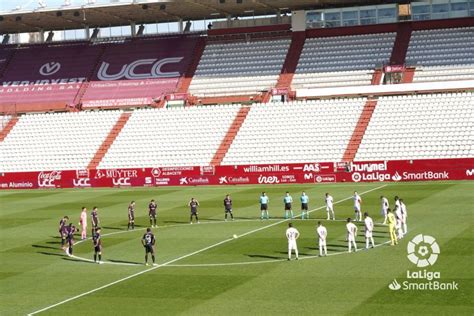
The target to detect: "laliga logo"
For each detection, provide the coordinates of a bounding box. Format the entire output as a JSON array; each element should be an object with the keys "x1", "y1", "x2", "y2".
[
  {"x1": 407, "y1": 234, "x2": 440, "y2": 268},
  {"x1": 113, "y1": 178, "x2": 131, "y2": 186},
  {"x1": 38, "y1": 171, "x2": 62, "y2": 187},
  {"x1": 39, "y1": 62, "x2": 61, "y2": 76},
  {"x1": 258, "y1": 175, "x2": 279, "y2": 184},
  {"x1": 219, "y1": 176, "x2": 228, "y2": 184},
  {"x1": 352, "y1": 172, "x2": 362, "y2": 182},
  {"x1": 97, "y1": 57, "x2": 183, "y2": 81}
]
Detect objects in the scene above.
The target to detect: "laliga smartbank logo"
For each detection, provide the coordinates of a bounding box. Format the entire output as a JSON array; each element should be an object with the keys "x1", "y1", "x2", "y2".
[{"x1": 388, "y1": 234, "x2": 458, "y2": 291}]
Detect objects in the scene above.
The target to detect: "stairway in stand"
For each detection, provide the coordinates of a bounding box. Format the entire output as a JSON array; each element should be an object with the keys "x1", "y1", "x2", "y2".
[
  {"x1": 0, "y1": 116, "x2": 19, "y2": 142},
  {"x1": 210, "y1": 106, "x2": 250, "y2": 166},
  {"x1": 176, "y1": 37, "x2": 207, "y2": 94},
  {"x1": 275, "y1": 31, "x2": 306, "y2": 89},
  {"x1": 341, "y1": 99, "x2": 378, "y2": 162},
  {"x1": 87, "y1": 112, "x2": 131, "y2": 169}
]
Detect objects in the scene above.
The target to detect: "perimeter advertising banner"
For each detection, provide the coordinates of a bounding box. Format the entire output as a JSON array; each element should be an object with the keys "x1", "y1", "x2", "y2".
[{"x1": 1, "y1": 158, "x2": 473, "y2": 189}]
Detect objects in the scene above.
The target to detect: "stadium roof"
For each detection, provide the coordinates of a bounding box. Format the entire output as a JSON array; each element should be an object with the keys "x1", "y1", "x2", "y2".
[{"x1": 0, "y1": 0, "x2": 400, "y2": 34}]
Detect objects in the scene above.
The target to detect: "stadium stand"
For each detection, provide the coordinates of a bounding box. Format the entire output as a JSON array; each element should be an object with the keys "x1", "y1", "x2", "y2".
[
  {"x1": 98, "y1": 104, "x2": 241, "y2": 169},
  {"x1": 80, "y1": 36, "x2": 198, "y2": 108},
  {"x1": 0, "y1": 43, "x2": 102, "y2": 110},
  {"x1": 1, "y1": 111, "x2": 122, "y2": 172},
  {"x1": 291, "y1": 32, "x2": 396, "y2": 89},
  {"x1": 221, "y1": 98, "x2": 366, "y2": 165},
  {"x1": 188, "y1": 38, "x2": 291, "y2": 98},
  {"x1": 355, "y1": 92, "x2": 474, "y2": 161},
  {"x1": 406, "y1": 27, "x2": 474, "y2": 82}
]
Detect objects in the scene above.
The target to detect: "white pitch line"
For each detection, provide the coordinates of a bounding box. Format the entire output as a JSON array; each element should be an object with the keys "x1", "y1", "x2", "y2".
[{"x1": 28, "y1": 184, "x2": 387, "y2": 315}]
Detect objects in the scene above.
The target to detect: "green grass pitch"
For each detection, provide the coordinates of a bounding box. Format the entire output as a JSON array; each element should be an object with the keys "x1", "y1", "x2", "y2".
[{"x1": 1, "y1": 181, "x2": 473, "y2": 315}]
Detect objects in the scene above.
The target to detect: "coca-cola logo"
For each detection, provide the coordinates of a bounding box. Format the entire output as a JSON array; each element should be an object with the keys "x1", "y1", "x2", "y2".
[
  {"x1": 97, "y1": 57, "x2": 183, "y2": 81},
  {"x1": 258, "y1": 175, "x2": 280, "y2": 184},
  {"x1": 38, "y1": 171, "x2": 62, "y2": 187}
]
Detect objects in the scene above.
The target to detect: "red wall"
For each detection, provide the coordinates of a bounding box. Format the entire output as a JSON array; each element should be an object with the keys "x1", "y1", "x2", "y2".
[{"x1": 1, "y1": 158, "x2": 472, "y2": 189}]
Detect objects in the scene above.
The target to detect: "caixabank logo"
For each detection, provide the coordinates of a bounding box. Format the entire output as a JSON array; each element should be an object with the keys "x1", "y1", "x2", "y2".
[{"x1": 388, "y1": 234, "x2": 459, "y2": 291}]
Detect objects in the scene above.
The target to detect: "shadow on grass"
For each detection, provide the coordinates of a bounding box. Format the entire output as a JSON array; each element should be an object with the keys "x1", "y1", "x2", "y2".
[
  {"x1": 108, "y1": 259, "x2": 143, "y2": 265},
  {"x1": 102, "y1": 226, "x2": 126, "y2": 231},
  {"x1": 37, "y1": 251, "x2": 66, "y2": 257},
  {"x1": 32, "y1": 244, "x2": 58, "y2": 250},
  {"x1": 246, "y1": 254, "x2": 282, "y2": 260},
  {"x1": 62, "y1": 257, "x2": 96, "y2": 264},
  {"x1": 46, "y1": 241, "x2": 61, "y2": 245}
]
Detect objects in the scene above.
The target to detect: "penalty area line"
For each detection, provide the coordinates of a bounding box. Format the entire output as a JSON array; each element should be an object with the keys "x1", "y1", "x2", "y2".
[{"x1": 27, "y1": 184, "x2": 387, "y2": 315}]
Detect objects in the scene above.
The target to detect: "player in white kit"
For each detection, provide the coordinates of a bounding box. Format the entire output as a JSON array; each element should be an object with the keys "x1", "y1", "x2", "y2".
[
  {"x1": 346, "y1": 218, "x2": 358, "y2": 253},
  {"x1": 316, "y1": 221, "x2": 327, "y2": 256},
  {"x1": 399, "y1": 198, "x2": 408, "y2": 235},
  {"x1": 286, "y1": 223, "x2": 300, "y2": 261},
  {"x1": 380, "y1": 195, "x2": 389, "y2": 224},
  {"x1": 364, "y1": 212, "x2": 375, "y2": 249},
  {"x1": 353, "y1": 191, "x2": 362, "y2": 221},
  {"x1": 394, "y1": 204, "x2": 404, "y2": 240},
  {"x1": 325, "y1": 193, "x2": 335, "y2": 220}
]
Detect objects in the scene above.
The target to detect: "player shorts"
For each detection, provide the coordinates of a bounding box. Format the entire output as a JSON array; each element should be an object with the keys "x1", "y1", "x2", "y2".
[
  {"x1": 149, "y1": 212, "x2": 156, "y2": 218},
  {"x1": 144, "y1": 244, "x2": 154, "y2": 254},
  {"x1": 354, "y1": 206, "x2": 361, "y2": 212},
  {"x1": 348, "y1": 235, "x2": 356, "y2": 242},
  {"x1": 319, "y1": 238, "x2": 326, "y2": 247},
  {"x1": 301, "y1": 203, "x2": 308, "y2": 211},
  {"x1": 260, "y1": 204, "x2": 268, "y2": 211},
  {"x1": 284, "y1": 203, "x2": 292, "y2": 211},
  {"x1": 381, "y1": 208, "x2": 388, "y2": 216},
  {"x1": 288, "y1": 241, "x2": 298, "y2": 250},
  {"x1": 365, "y1": 230, "x2": 373, "y2": 238},
  {"x1": 326, "y1": 205, "x2": 333, "y2": 212},
  {"x1": 190, "y1": 210, "x2": 198, "y2": 216},
  {"x1": 94, "y1": 245, "x2": 102, "y2": 253},
  {"x1": 225, "y1": 208, "x2": 233, "y2": 213},
  {"x1": 61, "y1": 237, "x2": 66, "y2": 246},
  {"x1": 129, "y1": 215, "x2": 135, "y2": 221}
]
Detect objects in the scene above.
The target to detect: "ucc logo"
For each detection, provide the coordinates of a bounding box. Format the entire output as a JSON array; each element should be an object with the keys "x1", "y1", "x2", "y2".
[
  {"x1": 97, "y1": 57, "x2": 183, "y2": 81},
  {"x1": 39, "y1": 62, "x2": 61, "y2": 76}
]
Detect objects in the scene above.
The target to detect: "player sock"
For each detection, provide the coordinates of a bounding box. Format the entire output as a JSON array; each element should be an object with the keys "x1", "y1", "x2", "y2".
[
  {"x1": 69, "y1": 247, "x2": 73, "y2": 255},
  {"x1": 127, "y1": 223, "x2": 130, "y2": 230},
  {"x1": 290, "y1": 210, "x2": 294, "y2": 218},
  {"x1": 98, "y1": 255, "x2": 102, "y2": 261},
  {"x1": 132, "y1": 223, "x2": 135, "y2": 230},
  {"x1": 152, "y1": 255, "x2": 155, "y2": 263},
  {"x1": 230, "y1": 213, "x2": 234, "y2": 219},
  {"x1": 295, "y1": 249, "x2": 299, "y2": 259},
  {"x1": 94, "y1": 254, "x2": 97, "y2": 262},
  {"x1": 288, "y1": 249, "x2": 291, "y2": 260},
  {"x1": 348, "y1": 241, "x2": 352, "y2": 253},
  {"x1": 371, "y1": 237, "x2": 375, "y2": 248}
]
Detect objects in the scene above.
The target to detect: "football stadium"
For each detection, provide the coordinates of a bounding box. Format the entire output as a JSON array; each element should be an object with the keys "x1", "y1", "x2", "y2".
[{"x1": 0, "y1": 0, "x2": 473, "y2": 315}]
